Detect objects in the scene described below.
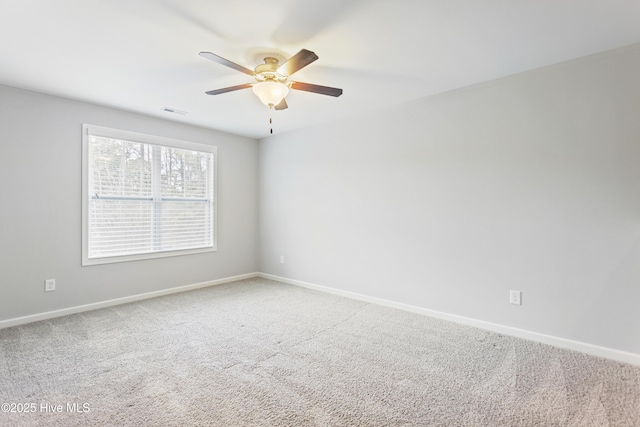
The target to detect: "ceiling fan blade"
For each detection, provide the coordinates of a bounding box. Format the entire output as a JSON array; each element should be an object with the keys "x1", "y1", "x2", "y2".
[
  {"x1": 274, "y1": 98, "x2": 288, "y2": 110},
  {"x1": 205, "y1": 83, "x2": 253, "y2": 95},
  {"x1": 199, "y1": 52, "x2": 254, "y2": 76},
  {"x1": 277, "y1": 49, "x2": 318, "y2": 76},
  {"x1": 290, "y1": 82, "x2": 343, "y2": 97}
]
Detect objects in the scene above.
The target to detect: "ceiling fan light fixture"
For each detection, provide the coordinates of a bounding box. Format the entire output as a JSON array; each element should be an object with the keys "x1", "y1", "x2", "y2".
[{"x1": 252, "y1": 81, "x2": 289, "y2": 107}]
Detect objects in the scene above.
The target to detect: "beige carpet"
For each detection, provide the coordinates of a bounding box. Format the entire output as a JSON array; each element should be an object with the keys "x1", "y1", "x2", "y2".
[{"x1": 0, "y1": 277, "x2": 639, "y2": 426}]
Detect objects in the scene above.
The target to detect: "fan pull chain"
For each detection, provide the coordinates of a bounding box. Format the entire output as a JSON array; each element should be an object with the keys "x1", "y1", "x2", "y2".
[{"x1": 270, "y1": 116, "x2": 273, "y2": 134}]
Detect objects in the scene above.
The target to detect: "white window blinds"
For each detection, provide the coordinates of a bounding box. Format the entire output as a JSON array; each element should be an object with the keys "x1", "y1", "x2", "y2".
[{"x1": 82, "y1": 125, "x2": 216, "y2": 265}]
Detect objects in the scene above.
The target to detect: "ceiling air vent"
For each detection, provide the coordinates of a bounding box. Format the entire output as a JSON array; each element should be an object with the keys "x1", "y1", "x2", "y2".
[{"x1": 162, "y1": 107, "x2": 188, "y2": 115}]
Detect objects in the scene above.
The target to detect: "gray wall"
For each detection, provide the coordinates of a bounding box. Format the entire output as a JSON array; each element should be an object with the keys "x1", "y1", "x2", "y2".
[
  {"x1": 0, "y1": 85, "x2": 259, "y2": 320},
  {"x1": 259, "y1": 45, "x2": 640, "y2": 354}
]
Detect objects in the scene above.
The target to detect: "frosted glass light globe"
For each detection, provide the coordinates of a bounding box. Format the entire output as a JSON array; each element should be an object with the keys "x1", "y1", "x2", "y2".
[{"x1": 252, "y1": 81, "x2": 289, "y2": 107}]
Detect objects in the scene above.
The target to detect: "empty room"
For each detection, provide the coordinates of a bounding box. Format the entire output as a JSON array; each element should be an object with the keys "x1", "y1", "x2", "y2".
[{"x1": 1, "y1": 1, "x2": 639, "y2": 425}]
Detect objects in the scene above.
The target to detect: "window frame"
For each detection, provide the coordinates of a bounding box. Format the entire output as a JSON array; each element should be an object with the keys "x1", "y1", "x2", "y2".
[{"x1": 81, "y1": 124, "x2": 217, "y2": 266}]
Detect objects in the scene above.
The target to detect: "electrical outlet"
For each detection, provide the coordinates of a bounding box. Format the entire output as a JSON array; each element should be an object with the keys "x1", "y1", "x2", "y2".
[
  {"x1": 45, "y1": 279, "x2": 56, "y2": 292},
  {"x1": 280, "y1": 255, "x2": 285, "y2": 264},
  {"x1": 509, "y1": 290, "x2": 521, "y2": 305}
]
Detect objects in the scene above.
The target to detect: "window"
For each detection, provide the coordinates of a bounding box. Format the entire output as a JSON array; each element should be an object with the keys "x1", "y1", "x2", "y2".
[{"x1": 82, "y1": 124, "x2": 216, "y2": 266}]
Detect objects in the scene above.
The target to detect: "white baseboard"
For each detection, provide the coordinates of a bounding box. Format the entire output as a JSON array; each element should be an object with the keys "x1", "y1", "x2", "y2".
[
  {"x1": 259, "y1": 273, "x2": 640, "y2": 367},
  {"x1": 0, "y1": 272, "x2": 260, "y2": 330},
  {"x1": 4, "y1": 271, "x2": 638, "y2": 366}
]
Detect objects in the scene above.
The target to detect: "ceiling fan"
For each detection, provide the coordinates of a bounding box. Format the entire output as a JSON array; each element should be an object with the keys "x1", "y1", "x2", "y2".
[{"x1": 199, "y1": 49, "x2": 343, "y2": 111}]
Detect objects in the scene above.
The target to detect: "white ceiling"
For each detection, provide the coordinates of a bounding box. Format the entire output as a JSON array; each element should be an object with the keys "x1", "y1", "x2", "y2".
[{"x1": 1, "y1": 0, "x2": 640, "y2": 139}]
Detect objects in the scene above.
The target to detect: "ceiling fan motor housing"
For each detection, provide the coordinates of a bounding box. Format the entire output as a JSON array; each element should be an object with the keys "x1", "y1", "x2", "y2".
[{"x1": 254, "y1": 57, "x2": 288, "y2": 83}]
